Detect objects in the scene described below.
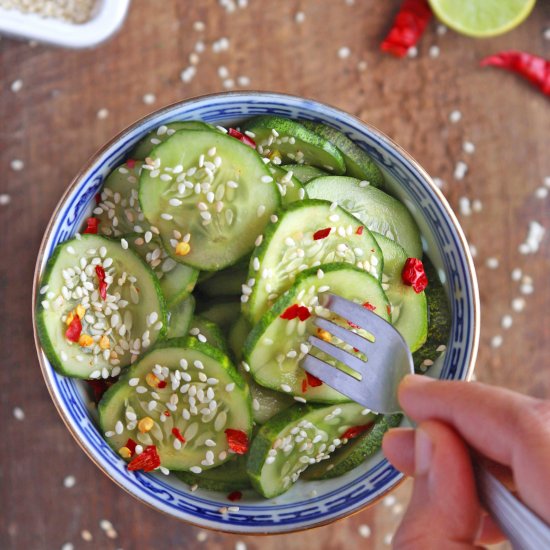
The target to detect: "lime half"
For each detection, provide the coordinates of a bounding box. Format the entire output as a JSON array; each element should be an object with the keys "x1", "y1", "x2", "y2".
[{"x1": 428, "y1": 0, "x2": 536, "y2": 38}]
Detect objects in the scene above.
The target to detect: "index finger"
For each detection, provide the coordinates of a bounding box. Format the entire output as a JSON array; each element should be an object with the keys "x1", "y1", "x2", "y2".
[{"x1": 398, "y1": 375, "x2": 550, "y2": 520}]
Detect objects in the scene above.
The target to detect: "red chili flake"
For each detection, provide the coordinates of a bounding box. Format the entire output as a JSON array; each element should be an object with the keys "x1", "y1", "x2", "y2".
[
  {"x1": 280, "y1": 304, "x2": 300, "y2": 320},
  {"x1": 227, "y1": 491, "x2": 242, "y2": 502},
  {"x1": 126, "y1": 438, "x2": 138, "y2": 455},
  {"x1": 95, "y1": 265, "x2": 108, "y2": 300},
  {"x1": 65, "y1": 315, "x2": 82, "y2": 342},
  {"x1": 363, "y1": 302, "x2": 376, "y2": 311},
  {"x1": 95, "y1": 193, "x2": 102, "y2": 204},
  {"x1": 83, "y1": 217, "x2": 99, "y2": 234},
  {"x1": 481, "y1": 51, "x2": 550, "y2": 96},
  {"x1": 296, "y1": 306, "x2": 311, "y2": 321},
  {"x1": 401, "y1": 258, "x2": 428, "y2": 293},
  {"x1": 126, "y1": 158, "x2": 137, "y2": 169},
  {"x1": 313, "y1": 227, "x2": 331, "y2": 240},
  {"x1": 127, "y1": 445, "x2": 161, "y2": 472},
  {"x1": 380, "y1": 0, "x2": 432, "y2": 58},
  {"x1": 355, "y1": 226, "x2": 364, "y2": 235},
  {"x1": 163, "y1": 411, "x2": 171, "y2": 417},
  {"x1": 225, "y1": 429, "x2": 249, "y2": 455},
  {"x1": 228, "y1": 128, "x2": 256, "y2": 149},
  {"x1": 341, "y1": 423, "x2": 374, "y2": 441},
  {"x1": 87, "y1": 377, "x2": 118, "y2": 402},
  {"x1": 301, "y1": 378, "x2": 308, "y2": 393},
  {"x1": 157, "y1": 380, "x2": 167, "y2": 389},
  {"x1": 172, "y1": 428, "x2": 186, "y2": 443},
  {"x1": 387, "y1": 305, "x2": 392, "y2": 316},
  {"x1": 306, "y1": 372, "x2": 323, "y2": 387},
  {"x1": 347, "y1": 319, "x2": 360, "y2": 329}
]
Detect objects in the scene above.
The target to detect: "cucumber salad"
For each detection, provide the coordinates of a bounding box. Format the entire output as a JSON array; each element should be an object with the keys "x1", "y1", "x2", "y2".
[{"x1": 37, "y1": 115, "x2": 450, "y2": 500}]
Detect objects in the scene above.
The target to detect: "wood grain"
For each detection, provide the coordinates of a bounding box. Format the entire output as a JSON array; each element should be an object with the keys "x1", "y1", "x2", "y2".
[{"x1": 1, "y1": 1, "x2": 549, "y2": 548}]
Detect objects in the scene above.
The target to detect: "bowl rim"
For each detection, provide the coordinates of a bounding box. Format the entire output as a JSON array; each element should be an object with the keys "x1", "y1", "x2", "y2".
[{"x1": 32, "y1": 90, "x2": 480, "y2": 534}]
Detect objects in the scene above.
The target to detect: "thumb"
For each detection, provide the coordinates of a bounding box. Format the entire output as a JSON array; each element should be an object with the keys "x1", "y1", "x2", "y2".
[{"x1": 393, "y1": 420, "x2": 483, "y2": 550}]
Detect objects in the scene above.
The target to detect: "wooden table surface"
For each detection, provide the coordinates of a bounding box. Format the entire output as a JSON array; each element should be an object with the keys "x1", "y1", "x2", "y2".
[{"x1": 1, "y1": 1, "x2": 549, "y2": 548}]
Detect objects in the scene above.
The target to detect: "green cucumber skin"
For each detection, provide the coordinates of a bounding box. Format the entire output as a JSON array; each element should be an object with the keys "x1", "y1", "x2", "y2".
[
  {"x1": 242, "y1": 116, "x2": 346, "y2": 174},
  {"x1": 36, "y1": 234, "x2": 167, "y2": 379},
  {"x1": 243, "y1": 198, "x2": 384, "y2": 324},
  {"x1": 132, "y1": 121, "x2": 217, "y2": 160},
  {"x1": 196, "y1": 263, "x2": 249, "y2": 298},
  {"x1": 267, "y1": 164, "x2": 307, "y2": 206},
  {"x1": 166, "y1": 295, "x2": 195, "y2": 339},
  {"x1": 175, "y1": 453, "x2": 252, "y2": 491},
  {"x1": 189, "y1": 315, "x2": 229, "y2": 354},
  {"x1": 282, "y1": 164, "x2": 328, "y2": 184},
  {"x1": 300, "y1": 120, "x2": 384, "y2": 187},
  {"x1": 197, "y1": 299, "x2": 242, "y2": 334},
  {"x1": 302, "y1": 414, "x2": 402, "y2": 480},
  {"x1": 413, "y1": 258, "x2": 451, "y2": 371},
  {"x1": 246, "y1": 403, "x2": 320, "y2": 495}
]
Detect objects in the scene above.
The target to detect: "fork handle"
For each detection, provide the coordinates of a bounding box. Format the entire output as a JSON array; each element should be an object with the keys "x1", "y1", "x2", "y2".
[{"x1": 474, "y1": 463, "x2": 550, "y2": 549}]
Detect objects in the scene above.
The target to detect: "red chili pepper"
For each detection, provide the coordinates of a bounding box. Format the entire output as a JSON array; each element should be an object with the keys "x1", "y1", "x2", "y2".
[
  {"x1": 355, "y1": 226, "x2": 364, "y2": 235},
  {"x1": 157, "y1": 380, "x2": 167, "y2": 389},
  {"x1": 387, "y1": 305, "x2": 392, "y2": 317},
  {"x1": 95, "y1": 265, "x2": 108, "y2": 300},
  {"x1": 313, "y1": 227, "x2": 331, "y2": 240},
  {"x1": 95, "y1": 193, "x2": 102, "y2": 205},
  {"x1": 65, "y1": 315, "x2": 82, "y2": 342},
  {"x1": 172, "y1": 428, "x2": 186, "y2": 443},
  {"x1": 228, "y1": 128, "x2": 256, "y2": 149},
  {"x1": 363, "y1": 302, "x2": 376, "y2": 311},
  {"x1": 280, "y1": 304, "x2": 310, "y2": 321},
  {"x1": 83, "y1": 217, "x2": 99, "y2": 234},
  {"x1": 126, "y1": 438, "x2": 138, "y2": 455},
  {"x1": 163, "y1": 411, "x2": 171, "y2": 417},
  {"x1": 127, "y1": 445, "x2": 160, "y2": 472},
  {"x1": 296, "y1": 306, "x2": 311, "y2": 321},
  {"x1": 402, "y1": 258, "x2": 428, "y2": 293},
  {"x1": 225, "y1": 429, "x2": 249, "y2": 454},
  {"x1": 341, "y1": 423, "x2": 374, "y2": 441},
  {"x1": 126, "y1": 158, "x2": 137, "y2": 169},
  {"x1": 227, "y1": 491, "x2": 242, "y2": 502},
  {"x1": 380, "y1": 0, "x2": 432, "y2": 58},
  {"x1": 481, "y1": 51, "x2": 550, "y2": 96},
  {"x1": 87, "y1": 377, "x2": 118, "y2": 402},
  {"x1": 301, "y1": 378, "x2": 308, "y2": 393},
  {"x1": 306, "y1": 372, "x2": 323, "y2": 387}
]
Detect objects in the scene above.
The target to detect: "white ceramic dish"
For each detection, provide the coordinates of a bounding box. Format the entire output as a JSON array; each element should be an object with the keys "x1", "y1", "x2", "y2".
[
  {"x1": 32, "y1": 92, "x2": 480, "y2": 534},
  {"x1": 0, "y1": 0, "x2": 131, "y2": 48}
]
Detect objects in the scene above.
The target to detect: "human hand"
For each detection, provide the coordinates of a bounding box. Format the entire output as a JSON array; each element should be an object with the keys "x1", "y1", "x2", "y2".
[{"x1": 382, "y1": 374, "x2": 550, "y2": 549}]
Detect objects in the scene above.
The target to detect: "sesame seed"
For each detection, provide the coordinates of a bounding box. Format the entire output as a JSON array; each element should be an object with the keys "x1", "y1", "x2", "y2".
[
  {"x1": 428, "y1": 45, "x2": 440, "y2": 58},
  {"x1": 61, "y1": 543, "x2": 74, "y2": 550},
  {"x1": 491, "y1": 335, "x2": 503, "y2": 348},
  {"x1": 63, "y1": 475, "x2": 76, "y2": 488},
  {"x1": 449, "y1": 110, "x2": 462, "y2": 123},
  {"x1": 235, "y1": 541, "x2": 247, "y2": 550},
  {"x1": 13, "y1": 407, "x2": 25, "y2": 420},
  {"x1": 181, "y1": 66, "x2": 197, "y2": 83},
  {"x1": 486, "y1": 257, "x2": 499, "y2": 269},
  {"x1": 261, "y1": 175, "x2": 273, "y2": 183},
  {"x1": 10, "y1": 159, "x2": 24, "y2": 171},
  {"x1": 11, "y1": 78, "x2": 23, "y2": 93},
  {"x1": 228, "y1": 506, "x2": 240, "y2": 512},
  {"x1": 81, "y1": 530, "x2": 93, "y2": 542},
  {"x1": 193, "y1": 20, "x2": 205, "y2": 31},
  {"x1": 338, "y1": 46, "x2": 351, "y2": 59},
  {"x1": 143, "y1": 93, "x2": 156, "y2": 105},
  {"x1": 454, "y1": 162, "x2": 468, "y2": 181},
  {"x1": 501, "y1": 315, "x2": 513, "y2": 329},
  {"x1": 407, "y1": 46, "x2": 418, "y2": 58},
  {"x1": 535, "y1": 187, "x2": 548, "y2": 199},
  {"x1": 190, "y1": 466, "x2": 202, "y2": 474},
  {"x1": 0, "y1": 193, "x2": 11, "y2": 205},
  {"x1": 280, "y1": 384, "x2": 292, "y2": 393},
  {"x1": 237, "y1": 75, "x2": 251, "y2": 87},
  {"x1": 463, "y1": 141, "x2": 475, "y2": 154},
  {"x1": 97, "y1": 108, "x2": 109, "y2": 120}
]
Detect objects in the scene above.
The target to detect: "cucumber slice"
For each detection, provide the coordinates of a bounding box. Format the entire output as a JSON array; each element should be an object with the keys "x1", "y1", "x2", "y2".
[
  {"x1": 166, "y1": 295, "x2": 195, "y2": 339},
  {"x1": 302, "y1": 413, "x2": 402, "y2": 480},
  {"x1": 228, "y1": 316, "x2": 292, "y2": 424},
  {"x1": 175, "y1": 452, "x2": 252, "y2": 491},
  {"x1": 413, "y1": 257, "x2": 451, "y2": 371},
  {"x1": 124, "y1": 233, "x2": 198, "y2": 307},
  {"x1": 36, "y1": 234, "x2": 166, "y2": 379},
  {"x1": 132, "y1": 121, "x2": 216, "y2": 160},
  {"x1": 197, "y1": 262, "x2": 249, "y2": 298},
  {"x1": 247, "y1": 402, "x2": 375, "y2": 498},
  {"x1": 375, "y1": 233, "x2": 428, "y2": 352},
  {"x1": 267, "y1": 164, "x2": 307, "y2": 206},
  {"x1": 189, "y1": 316, "x2": 229, "y2": 354},
  {"x1": 94, "y1": 160, "x2": 148, "y2": 238},
  {"x1": 244, "y1": 264, "x2": 391, "y2": 402},
  {"x1": 98, "y1": 338, "x2": 253, "y2": 471},
  {"x1": 244, "y1": 199, "x2": 383, "y2": 324},
  {"x1": 139, "y1": 129, "x2": 280, "y2": 271},
  {"x1": 282, "y1": 164, "x2": 328, "y2": 184},
  {"x1": 198, "y1": 298, "x2": 241, "y2": 333},
  {"x1": 306, "y1": 176, "x2": 423, "y2": 259},
  {"x1": 300, "y1": 121, "x2": 384, "y2": 187},
  {"x1": 242, "y1": 116, "x2": 346, "y2": 174}
]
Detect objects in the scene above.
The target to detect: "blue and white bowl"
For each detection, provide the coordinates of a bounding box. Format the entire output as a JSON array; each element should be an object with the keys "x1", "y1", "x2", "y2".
[{"x1": 32, "y1": 92, "x2": 479, "y2": 534}]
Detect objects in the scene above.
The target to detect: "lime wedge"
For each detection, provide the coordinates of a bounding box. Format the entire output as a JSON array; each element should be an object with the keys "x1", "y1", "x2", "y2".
[{"x1": 428, "y1": 0, "x2": 536, "y2": 38}]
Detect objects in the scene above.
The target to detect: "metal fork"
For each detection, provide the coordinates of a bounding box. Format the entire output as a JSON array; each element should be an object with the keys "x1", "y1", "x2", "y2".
[{"x1": 303, "y1": 293, "x2": 550, "y2": 550}]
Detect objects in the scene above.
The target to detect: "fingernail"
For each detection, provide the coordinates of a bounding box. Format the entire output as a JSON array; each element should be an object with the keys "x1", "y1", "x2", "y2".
[{"x1": 415, "y1": 427, "x2": 433, "y2": 476}]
